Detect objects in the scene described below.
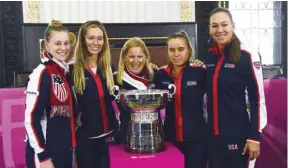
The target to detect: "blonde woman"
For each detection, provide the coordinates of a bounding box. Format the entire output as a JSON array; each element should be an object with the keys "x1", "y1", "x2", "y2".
[
  {"x1": 72, "y1": 20, "x2": 118, "y2": 168},
  {"x1": 25, "y1": 20, "x2": 76, "y2": 168},
  {"x1": 114, "y1": 37, "x2": 155, "y2": 144}
]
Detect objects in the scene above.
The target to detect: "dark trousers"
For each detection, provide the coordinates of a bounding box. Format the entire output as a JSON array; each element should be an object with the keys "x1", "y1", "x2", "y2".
[
  {"x1": 174, "y1": 140, "x2": 207, "y2": 168},
  {"x1": 207, "y1": 135, "x2": 249, "y2": 168},
  {"x1": 76, "y1": 137, "x2": 110, "y2": 168},
  {"x1": 25, "y1": 142, "x2": 73, "y2": 168}
]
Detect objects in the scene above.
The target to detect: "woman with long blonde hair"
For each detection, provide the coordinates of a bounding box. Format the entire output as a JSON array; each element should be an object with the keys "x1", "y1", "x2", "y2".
[
  {"x1": 72, "y1": 20, "x2": 118, "y2": 168},
  {"x1": 114, "y1": 37, "x2": 155, "y2": 144}
]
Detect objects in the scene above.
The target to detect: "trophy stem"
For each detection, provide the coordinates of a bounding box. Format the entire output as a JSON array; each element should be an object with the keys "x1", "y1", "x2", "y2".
[{"x1": 125, "y1": 118, "x2": 166, "y2": 154}]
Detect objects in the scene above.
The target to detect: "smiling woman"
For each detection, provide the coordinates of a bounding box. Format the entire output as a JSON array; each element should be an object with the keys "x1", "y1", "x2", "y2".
[
  {"x1": 71, "y1": 20, "x2": 118, "y2": 168},
  {"x1": 24, "y1": 20, "x2": 76, "y2": 168},
  {"x1": 114, "y1": 37, "x2": 155, "y2": 145},
  {"x1": 85, "y1": 27, "x2": 104, "y2": 56},
  {"x1": 45, "y1": 31, "x2": 70, "y2": 62},
  {"x1": 205, "y1": 7, "x2": 267, "y2": 168}
]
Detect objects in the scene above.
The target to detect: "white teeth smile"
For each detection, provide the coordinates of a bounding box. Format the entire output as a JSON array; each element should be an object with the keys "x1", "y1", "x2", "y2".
[
  {"x1": 217, "y1": 35, "x2": 226, "y2": 39},
  {"x1": 57, "y1": 52, "x2": 66, "y2": 56},
  {"x1": 91, "y1": 46, "x2": 100, "y2": 51}
]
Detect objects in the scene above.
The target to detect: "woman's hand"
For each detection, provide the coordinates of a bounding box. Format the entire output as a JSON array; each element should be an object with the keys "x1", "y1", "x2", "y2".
[
  {"x1": 40, "y1": 159, "x2": 55, "y2": 168},
  {"x1": 242, "y1": 141, "x2": 260, "y2": 160},
  {"x1": 149, "y1": 63, "x2": 159, "y2": 70},
  {"x1": 190, "y1": 59, "x2": 204, "y2": 67},
  {"x1": 105, "y1": 136, "x2": 115, "y2": 143}
]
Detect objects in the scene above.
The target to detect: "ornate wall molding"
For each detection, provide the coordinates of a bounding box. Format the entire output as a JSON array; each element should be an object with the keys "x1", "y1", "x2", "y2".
[
  {"x1": 0, "y1": 1, "x2": 23, "y2": 87},
  {"x1": 22, "y1": 1, "x2": 195, "y2": 23},
  {"x1": 0, "y1": 3, "x2": 5, "y2": 87},
  {"x1": 180, "y1": 1, "x2": 194, "y2": 22},
  {"x1": 218, "y1": 1, "x2": 227, "y2": 8},
  {"x1": 23, "y1": 1, "x2": 40, "y2": 23}
]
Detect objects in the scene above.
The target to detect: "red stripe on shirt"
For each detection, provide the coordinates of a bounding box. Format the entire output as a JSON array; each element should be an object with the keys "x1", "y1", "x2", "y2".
[
  {"x1": 87, "y1": 67, "x2": 109, "y2": 133},
  {"x1": 212, "y1": 48, "x2": 224, "y2": 135},
  {"x1": 165, "y1": 63, "x2": 184, "y2": 141},
  {"x1": 62, "y1": 74, "x2": 76, "y2": 147}
]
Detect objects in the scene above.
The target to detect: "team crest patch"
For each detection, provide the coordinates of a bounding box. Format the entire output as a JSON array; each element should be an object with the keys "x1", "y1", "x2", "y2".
[
  {"x1": 187, "y1": 81, "x2": 197, "y2": 86},
  {"x1": 253, "y1": 61, "x2": 262, "y2": 70},
  {"x1": 224, "y1": 63, "x2": 235, "y2": 68},
  {"x1": 51, "y1": 74, "x2": 68, "y2": 102}
]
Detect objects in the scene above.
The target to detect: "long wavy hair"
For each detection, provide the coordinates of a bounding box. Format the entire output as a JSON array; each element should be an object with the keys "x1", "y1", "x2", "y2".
[
  {"x1": 73, "y1": 20, "x2": 114, "y2": 94},
  {"x1": 117, "y1": 37, "x2": 154, "y2": 85}
]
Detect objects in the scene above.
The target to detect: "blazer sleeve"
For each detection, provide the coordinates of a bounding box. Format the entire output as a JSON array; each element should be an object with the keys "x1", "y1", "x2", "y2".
[
  {"x1": 24, "y1": 65, "x2": 51, "y2": 162},
  {"x1": 246, "y1": 50, "x2": 267, "y2": 143}
]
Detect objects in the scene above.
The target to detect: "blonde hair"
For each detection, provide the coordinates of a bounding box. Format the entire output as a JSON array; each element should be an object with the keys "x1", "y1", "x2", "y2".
[
  {"x1": 73, "y1": 20, "x2": 114, "y2": 94},
  {"x1": 117, "y1": 37, "x2": 154, "y2": 85},
  {"x1": 44, "y1": 20, "x2": 68, "y2": 42},
  {"x1": 42, "y1": 20, "x2": 69, "y2": 59},
  {"x1": 167, "y1": 30, "x2": 194, "y2": 62}
]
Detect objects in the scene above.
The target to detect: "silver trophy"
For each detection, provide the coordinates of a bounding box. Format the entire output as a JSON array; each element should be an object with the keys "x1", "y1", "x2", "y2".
[{"x1": 111, "y1": 84, "x2": 176, "y2": 153}]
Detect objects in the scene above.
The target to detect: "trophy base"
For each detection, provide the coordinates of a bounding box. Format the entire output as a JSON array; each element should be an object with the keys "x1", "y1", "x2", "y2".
[
  {"x1": 124, "y1": 142, "x2": 166, "y2": 154},
  {"x1": 125, "y1": 120, "x2": 165, "y2": 154}
]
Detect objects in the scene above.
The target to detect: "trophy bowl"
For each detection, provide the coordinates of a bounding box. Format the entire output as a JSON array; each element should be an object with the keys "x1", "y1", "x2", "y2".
[
  {"x1": 112, "y1": 84, "x2": 175, "y2": 112},
  {"x1": 111, "y1": 85, "x2": 175, "y2": 153},
  {"x1": 119, "y1": 89, "x2": 169, "y2": 112}
]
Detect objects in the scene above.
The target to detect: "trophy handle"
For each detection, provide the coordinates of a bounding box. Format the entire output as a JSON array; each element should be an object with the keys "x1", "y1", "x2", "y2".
[
  {"x1": 111, "y1": 85, "x2": 120, "y2": 100},
  {"x1": 168, "y1": 84, "x2": 176, "y2": 98}
]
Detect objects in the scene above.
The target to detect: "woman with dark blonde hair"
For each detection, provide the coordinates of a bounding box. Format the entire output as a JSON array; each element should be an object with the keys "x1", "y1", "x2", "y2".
[
  {"x1": 114, "y1": 37, "x2": 155, "y2": 144},
  {"x1": 71, "y1": 20, "x2": 118, "y2": 168},
  {"x1": 153, "y1": 30, "x2": 207, "y2": 168},
  {"x1": 25, "y1": 20, "x2": 76, "y2": 168},
  {"x1": 116, "y1": 37, "x2": 154, "y2": 86}
]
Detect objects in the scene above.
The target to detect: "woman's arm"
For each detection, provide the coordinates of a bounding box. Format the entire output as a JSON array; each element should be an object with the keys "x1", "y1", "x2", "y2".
[
  {"x1": 246, "y1": 51, "x2": 267, "y2": 143},
  {"x1": 24, "y1": 66, "x2": 51, "y2": 163}
]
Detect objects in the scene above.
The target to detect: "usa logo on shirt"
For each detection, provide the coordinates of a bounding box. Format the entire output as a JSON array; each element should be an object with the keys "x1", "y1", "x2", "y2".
[
  {"x1": 224, "y1": 63, "x2": 235, "y2": 68},
  {"x1": 206, "y1": 64, "x2": 215, "y2": 68},
  {"x1": 161, "y1": 81, "x2": 171, "y2": 85},
  {"x1": 228, "y1": 144, "x2": 238, "y2": 150},
  {"x1": 253, "y1": 61, "x2": 262, "y2": 70},
  {"x1": 52, "y1": 74, "x2": 68, "y2": 102},
  {"x1": 187, "y1": 81, "x2": 197, "y2": 86}
]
